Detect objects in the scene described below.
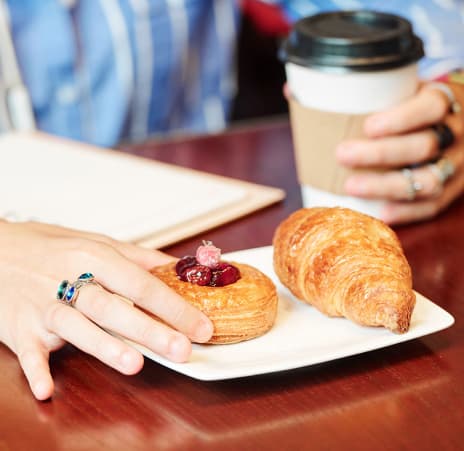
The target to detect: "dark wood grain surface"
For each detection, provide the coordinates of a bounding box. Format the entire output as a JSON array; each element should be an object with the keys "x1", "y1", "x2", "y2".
[{"x1": 1, "y1": 119, "x2": 463, "y2": 451}]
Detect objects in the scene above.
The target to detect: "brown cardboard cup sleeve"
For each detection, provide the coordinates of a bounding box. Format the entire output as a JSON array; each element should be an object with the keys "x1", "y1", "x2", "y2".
[{"x1": 288, "y1": 97, "x2": 370, "y2": 196}]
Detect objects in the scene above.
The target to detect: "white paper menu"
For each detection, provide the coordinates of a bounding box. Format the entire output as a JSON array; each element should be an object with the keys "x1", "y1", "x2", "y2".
[{"x1": 0, "y1": 132, "x2": 284, "y2": 248}]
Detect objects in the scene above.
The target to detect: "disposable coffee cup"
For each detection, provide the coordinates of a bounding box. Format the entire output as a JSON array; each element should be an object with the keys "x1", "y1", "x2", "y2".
[{"x1": 280, "y1": 10, "x2": 424, "y2": 217}]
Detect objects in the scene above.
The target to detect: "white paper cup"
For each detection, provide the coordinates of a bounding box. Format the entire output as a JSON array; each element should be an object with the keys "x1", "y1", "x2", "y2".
[
  {"x1": 286, "y1": 62, "x2": 419, "y2": 114},
  {"x1": 280, "y1": 10, "x2": 424, "y2": 218}
]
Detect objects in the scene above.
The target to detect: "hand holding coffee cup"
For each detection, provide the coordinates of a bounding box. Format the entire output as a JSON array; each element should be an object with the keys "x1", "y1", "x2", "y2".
[
  {"x1": 337, "y1": 79, "x2": 464, "y2": 224},
  {"x1": 281, "y1": 10, "x2": 464, "y2": 224}
]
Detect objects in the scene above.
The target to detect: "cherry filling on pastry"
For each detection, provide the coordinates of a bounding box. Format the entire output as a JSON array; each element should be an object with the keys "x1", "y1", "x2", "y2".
[
  {"x1": 175, "y1": 241, "x2": 241, "y2": 287},
  {"x1": 151, "y1": 241, "x2": 278, "y2": 344}
]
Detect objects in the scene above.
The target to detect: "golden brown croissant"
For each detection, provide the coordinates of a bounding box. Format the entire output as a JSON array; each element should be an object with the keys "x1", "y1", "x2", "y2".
[
  {"x1": 150, "y1": 262, "x2": 278, "y2": 344},
  {"x1": 273, "y1": 207, "x2": 415, "y2": 333}
]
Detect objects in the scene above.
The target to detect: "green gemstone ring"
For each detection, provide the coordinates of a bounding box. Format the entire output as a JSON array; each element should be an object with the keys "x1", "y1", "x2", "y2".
[
  {"x1": 56, "y1": 273, "x2": 100, "y2": 307},
  {"x1": 56, "y1": 280, "x2": 70, "y2": 301}
]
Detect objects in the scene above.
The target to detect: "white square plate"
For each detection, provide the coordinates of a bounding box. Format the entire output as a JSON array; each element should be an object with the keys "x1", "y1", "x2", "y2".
[{"x1": 128, "y1": 246, "x2": 454, "y2": 380}]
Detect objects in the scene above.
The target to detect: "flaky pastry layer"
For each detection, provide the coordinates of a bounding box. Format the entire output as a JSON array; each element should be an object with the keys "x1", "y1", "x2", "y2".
[
  {"x1": 273, "y1": 207, "x2": 415, "y2": 333},
  {"x1": 150, "y1": 262, "x2": 278, "y2": 344}
]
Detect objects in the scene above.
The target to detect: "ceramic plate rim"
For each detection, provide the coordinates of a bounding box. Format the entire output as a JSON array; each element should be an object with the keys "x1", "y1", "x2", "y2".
[{"x1": 126, "y1": 246, "x2": 454, "y2": 381}]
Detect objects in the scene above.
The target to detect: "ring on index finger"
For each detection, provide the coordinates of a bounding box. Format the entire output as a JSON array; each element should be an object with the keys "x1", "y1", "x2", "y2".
[{"x1": 56, "y1": 272, "x2": 102, "y2": 307}]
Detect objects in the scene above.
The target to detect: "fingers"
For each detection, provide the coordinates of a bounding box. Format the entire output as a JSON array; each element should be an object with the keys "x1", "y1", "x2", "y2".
[
  {"x1": 336, "y1": 128, "x2": 439, "y2": 168},
  {"x1": 344, "y1": 137, "x2": 463, "y2": 199},
  {"x1": 69, "y1": 242, "x2": 213, "y2": 343},
  {"x1": 3, "y1": 220, "x2": 208, "y2": 402},
  {"x1": 45, "y1": 302, "x2": 145, "y2": 374},
  {"x1": 72, "y1": 284, "x2": 192, "y2": 362},
  {"x1": 363, "y1": 84, "x2": 450, "y2": 137},
  {"x1": 381, "y1": 199, "x2": 439, "y2": 225},
  {"x1": 381, "y1": 171, "x2": 464, "y2": 224},
  {"x1": 27, "y1": 221, "x2": 175, "y2": 270},
  {"x1": 109, "y1": 242, "x2": 176, "y2": 270},
  {"x1": 17, "y1": 339, "x2": 54, "y2": 401},
  {"x1": 336, "y1": 88, "x2": 462, "y2": 195},
  {"x1": 342, "y1": 146, "x2": 464, "y2": 225},
  {"x1": 335, "y1": 80, "x2": 464, "y2": 224},
  {"x1": 337, "y1": 115, "x2": 462, "y2": 171},
  {"x1": 344, "y1": 164, "x2": 444, "y2": 201}
]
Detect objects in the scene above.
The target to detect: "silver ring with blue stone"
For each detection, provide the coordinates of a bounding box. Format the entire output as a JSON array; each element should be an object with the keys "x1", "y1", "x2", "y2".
[{"x1": 57, "y1": 273, "x2": 100, "y2": 307}]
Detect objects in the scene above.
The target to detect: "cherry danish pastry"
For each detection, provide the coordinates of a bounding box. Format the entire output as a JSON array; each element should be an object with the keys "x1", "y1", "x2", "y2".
[{"x1": 151, "y1": 242, "x2": 278, "y2": 344}]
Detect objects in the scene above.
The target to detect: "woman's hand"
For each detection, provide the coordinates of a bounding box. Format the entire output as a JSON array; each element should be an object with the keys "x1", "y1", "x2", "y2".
[
  {"x1": 336, "y1": 82, "x2": 464, "y2": 224},
  {"x1": 0, "y1": 221, "x2": 213, "y2": 400}
]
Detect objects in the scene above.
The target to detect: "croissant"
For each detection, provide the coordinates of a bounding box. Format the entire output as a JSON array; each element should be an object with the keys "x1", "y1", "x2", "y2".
[
  {"x1": 150, "y1": 262, "x2": 278, "y2": 344},
  {"x1": 273, "y1": 207, "x2": 415, "y2": 333}
]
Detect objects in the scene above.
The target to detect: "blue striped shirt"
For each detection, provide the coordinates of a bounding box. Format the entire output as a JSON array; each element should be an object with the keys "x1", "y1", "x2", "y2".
[
  {"x1": 5, "y1": 0, "x2": 238, "y2": 147},
  {"x1": 4, "y1": 1, "x2": 464, "y2": 147}
]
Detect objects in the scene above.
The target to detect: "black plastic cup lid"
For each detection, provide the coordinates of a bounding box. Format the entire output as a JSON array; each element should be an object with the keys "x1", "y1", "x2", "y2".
[{"x1": 280, "y1": 10, "x2": 424, "y2": 71}]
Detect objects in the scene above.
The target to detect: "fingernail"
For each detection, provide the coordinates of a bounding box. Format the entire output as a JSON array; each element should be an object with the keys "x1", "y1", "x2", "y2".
[
  {"x1": 168, "y1": 335, "x2": 190, "y2": 362},
  {"x1": 193, "y1": 318, "x2": 213, "y2": 343},
  {"x1": 121, "y1": 350, "x2": 140, "y2": 372},
  {"x1": 34, "y1": 379, "x2": 52, "y2": 401}
]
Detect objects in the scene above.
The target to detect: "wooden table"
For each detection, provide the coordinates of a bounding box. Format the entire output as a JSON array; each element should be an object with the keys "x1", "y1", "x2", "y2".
[{"x1": 1, "y1": 119, "x2": 463, "y2": 450}]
